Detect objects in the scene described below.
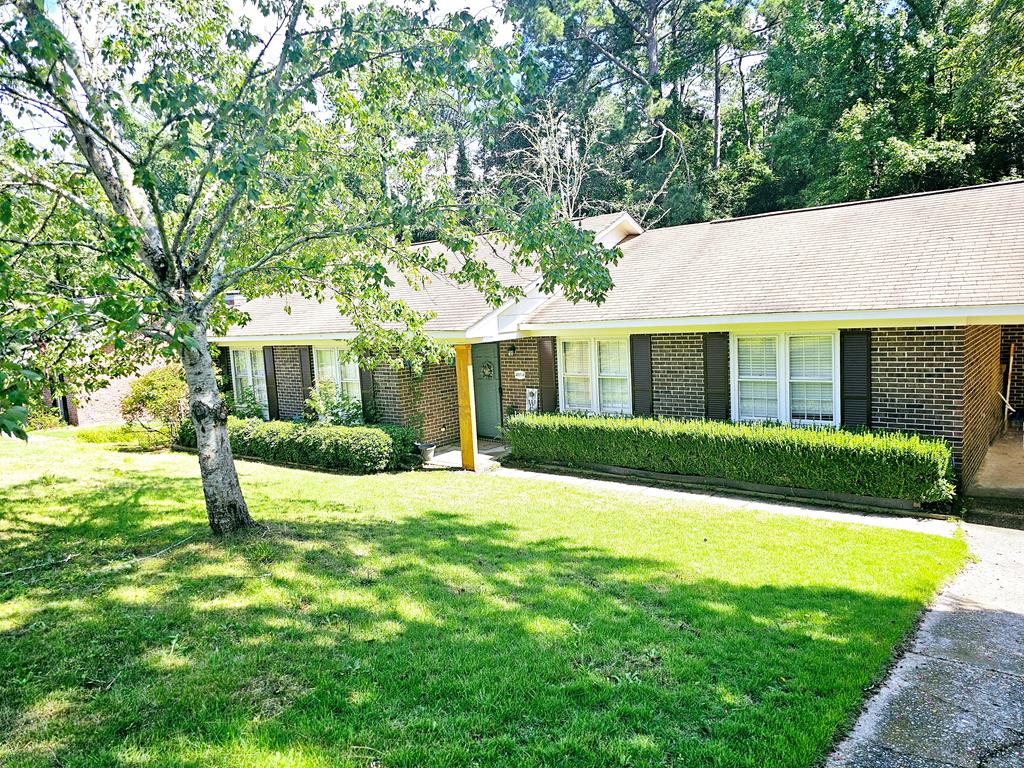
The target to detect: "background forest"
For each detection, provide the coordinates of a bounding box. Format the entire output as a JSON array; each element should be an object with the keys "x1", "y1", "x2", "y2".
[{"x1": 453, "y1": 0, "x2": 1024, "y2": 225}]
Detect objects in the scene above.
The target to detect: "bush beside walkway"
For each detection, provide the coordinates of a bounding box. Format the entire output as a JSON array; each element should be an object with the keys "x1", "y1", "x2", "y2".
[{"x1": 506, "y1": 413, "x2": 956, "y2": 505}]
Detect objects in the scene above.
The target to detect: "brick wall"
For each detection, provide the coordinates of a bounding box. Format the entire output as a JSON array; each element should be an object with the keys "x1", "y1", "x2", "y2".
[
  {"x1": 499, "y1": 337, "x2": 549, "y2": 420},
  {"x1": 271, "y1": 346, "x2": 305, "y2": 420},
  {"x1": 870, "y1": 327, "x2": 965, "y2": 462},
  {"x1": 370, "y1": 366, "x2": 405, "y2": 427},
  {"x1": 651, "y1": 333, "x2": 706, "y2": 419},
  {"x1": 72, "y1": 361, "x2": 162, "y2": 426},
  {"x1": 962, "y1": 326, "x2": 1004, "y2": 483},
  {"x1": 1002, "y1": 325, "x2": 1024, "y2": 414},
  {"x1": 413, "y1": 362, "x2": 460, "y2": 445},
  {"x1": 369, "y1": 361, "x2": 459, "y2": 445}
]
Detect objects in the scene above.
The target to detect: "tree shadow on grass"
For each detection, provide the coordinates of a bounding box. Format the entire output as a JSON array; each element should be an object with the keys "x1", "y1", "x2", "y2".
[
  {"x1": 1, "y1": 464, "x2": 933, "y2": 768},
  {"x1": 0, "y1": 475, "x2": 202, "y2": 581}
]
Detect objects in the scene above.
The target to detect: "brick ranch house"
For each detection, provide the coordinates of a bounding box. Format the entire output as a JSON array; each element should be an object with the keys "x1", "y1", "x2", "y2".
[{"x1": 213, "y1": 182, "x2": 1024, "y2": 487}]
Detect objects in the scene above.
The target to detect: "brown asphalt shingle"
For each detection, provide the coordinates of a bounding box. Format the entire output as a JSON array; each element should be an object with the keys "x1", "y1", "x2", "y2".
[
  {"x1": 530, "y1": 181, "x2": 1024, "y2": 325},
  {"x1": 224, "y1": 183, "x2": 1024, "y2": 339},
  {"x1": 223, "y1": 213, "x2": 622, "y2": 337}
]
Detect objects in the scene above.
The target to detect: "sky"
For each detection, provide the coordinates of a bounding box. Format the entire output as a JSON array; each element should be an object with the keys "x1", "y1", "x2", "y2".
[
  {"x1": 428, "y1": 0, "x2": 513, "y2": 43},
  {"x1": 12, "y1": 0, "x2": 516, "y2": 146}
]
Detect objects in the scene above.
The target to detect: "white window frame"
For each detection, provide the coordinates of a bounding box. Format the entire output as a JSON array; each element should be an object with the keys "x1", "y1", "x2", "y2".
[
  {"x1": 730, "y1": 332, "x2": 841, "y2": 427},
  {"x1": 312, "y1": 346, "x2": 363, "y2": 404},
  {"x1": 557, "y1": 337, "x2": 632, "y2": 416},
  {"x1": 229, "y1": 347, "x2": 270, "y2": 419}
]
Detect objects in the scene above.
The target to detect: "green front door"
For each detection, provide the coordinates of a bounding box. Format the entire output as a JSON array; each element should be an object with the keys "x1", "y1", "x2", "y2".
[{"x1": 472, "y1": 343, "x2": 502, "y2": 438}]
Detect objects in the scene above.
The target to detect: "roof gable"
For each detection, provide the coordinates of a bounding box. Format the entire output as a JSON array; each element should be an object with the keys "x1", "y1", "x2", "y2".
[{"x1": 221, "y1": 212, "x2": 638, "y2": 339}]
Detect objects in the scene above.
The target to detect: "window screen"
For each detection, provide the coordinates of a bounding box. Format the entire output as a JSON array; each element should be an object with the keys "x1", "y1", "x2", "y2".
[
  {"x1": 231, "y1": 349, "x2": 269, "y2": 416},
  {"x1": 314, "y1": 348, "x2": 362, "y2": 401},
  {"x1": 736, "y1": 337, "x2": 778, "y2": 420},
  {"x1": 789, "y1": 335, "x2": 834, "y2": 423},
  {"x1": 561, "y1": 340, "x2": 592, "y2": 411},
  {"x1": 597, "y1": 339, "x2": 629, "y2": 413}
]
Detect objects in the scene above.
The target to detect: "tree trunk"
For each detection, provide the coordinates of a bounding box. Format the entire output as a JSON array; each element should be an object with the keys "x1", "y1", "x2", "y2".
[
  {"x1": 645, "y1": 0, "x2": 660, "y2": 86},
  {"x1": 179, "y1": 321, "x2": 257, "y2": 535},
  {"x1": 738, "y1": 52, "x2": 752, "y2": 153},
  {"x1": 713, "y1": 44, "x2": 722, "y2": 171}
]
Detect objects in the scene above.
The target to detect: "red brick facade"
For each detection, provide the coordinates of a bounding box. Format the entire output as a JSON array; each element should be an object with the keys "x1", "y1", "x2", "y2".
[
  {"x1": 962, "y1": 326, "x2": 1004, "y2": 483},
  {"x1": 410, "y1": 363, "x2": 460, "y2": 445},
  {"x1": 235, "y1": 325, "x2": 1010, "y2": 484},
  {"x1": 868, "y1": 324, "x2": 1005, "y2": 481},
  {"x1": 498, "y1": 337, "x2": 552, "y2": 419},
  {"x1": 643, "y1": 326, "x2": 1006, "y2": 484},
  {"x1": 651, "y1": 333, "x2": 705, "y2": 420},
  {"x1": 1002, "y1": 324, "x2": 1024, "y2": 415},
  {"x1": 364, "y1": 337, "x2": 557, "y2": 445},
  {"x1": 271, "y1": 346, "x2": 305, "y2": 421},
  {"x1": 869, "y1": 327, "x2": 965, "y2": 450},
  {"x1": 367, "y1": 362, "x2": 460, "y2": 445}
]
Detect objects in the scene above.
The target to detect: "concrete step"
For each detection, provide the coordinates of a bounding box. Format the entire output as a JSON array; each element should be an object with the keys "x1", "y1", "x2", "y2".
[{"x1": 963, "y1": 495, "x2": 1024, "y2": 530}]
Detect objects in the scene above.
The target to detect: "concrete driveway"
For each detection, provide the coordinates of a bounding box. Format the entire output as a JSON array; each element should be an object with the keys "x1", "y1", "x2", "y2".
[{"x1": 828, "y1": 523, "x2": 1024, "y2": 767}]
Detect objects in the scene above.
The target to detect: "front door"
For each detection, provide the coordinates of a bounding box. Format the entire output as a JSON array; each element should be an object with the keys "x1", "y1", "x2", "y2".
[{"x1": 472, "y1": 343, "x2": 502, "y2": 438}]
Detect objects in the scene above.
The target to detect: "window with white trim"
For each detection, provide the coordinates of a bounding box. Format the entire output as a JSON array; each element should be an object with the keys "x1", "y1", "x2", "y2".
[
  {"x1": 736, "y1": 336, "x2": 779, "y2": 420},
  {"x1": 732, "y1": 333, "x2": 839, "y2": 425},
  {"x1": 788, "y1": 335, "x2": 835, "y2": 424},
  {"x1": 313, "y1": 347, "x2": 362, "y2": 402},
  {"x1": 561, "y1": 340, "x2": 593, "y2": 411},
  {"x1": 559, "y1": 338, "x2": 631, "y2": 415},
  {"x1": 230, "y1": 348, "x2": 269, "y2": 417}
]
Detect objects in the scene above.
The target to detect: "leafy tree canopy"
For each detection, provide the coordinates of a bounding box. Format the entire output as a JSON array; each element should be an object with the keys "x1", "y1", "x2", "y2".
[
  {"x1": 0, "y1": 0, "x2": 619, "y2": 530},
  {"x1": 488, "y1": 0, "x2": 1024, "y2": 225}
]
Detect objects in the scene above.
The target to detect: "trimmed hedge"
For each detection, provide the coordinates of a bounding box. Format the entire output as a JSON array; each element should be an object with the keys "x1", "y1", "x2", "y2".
[
  {"x1": 505, "y1": 413, "x2": 955, "y2": 504},
  {"x1": 177, "y1": 417, "x2": 417, "y2": 474}
]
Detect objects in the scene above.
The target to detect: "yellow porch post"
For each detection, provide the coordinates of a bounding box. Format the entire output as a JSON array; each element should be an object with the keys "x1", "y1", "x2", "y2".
[{"x1": 454, "y1": 343, "x2": 478, "y2": 471}]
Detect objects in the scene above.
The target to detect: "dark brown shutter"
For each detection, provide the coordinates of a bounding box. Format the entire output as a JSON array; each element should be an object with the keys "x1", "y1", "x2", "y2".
[
  {"x1": 298, "y1": 346, "x2": 314, "y2": 404},
  {"x1": 262, "y1": 346, "x2": 280, "y2": 420},
  {"x1": 213, "y1": 345, "x2": 232, "y2": 393},
  {"x1": 359, "y1": 368, "x2": 375, "y2": 421},
  {"x1": 840, "y1": 330, "x2": 871, "y2": 428},
  {"x1": 703, "y1": 332, "x2": 730, "y2": 420},
  {"x1": 630, "y1": 334, "x2": 653, "y2": 416},
  {"x1": 538, "y1": 337, "x2": 557, "y2": 413}
]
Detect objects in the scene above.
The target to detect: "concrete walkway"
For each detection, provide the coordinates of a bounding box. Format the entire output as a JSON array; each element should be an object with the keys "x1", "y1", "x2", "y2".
[
  {"x1": 829, "y1": 523, "x2": 1024, "y2": 768},
  {"x1": 967, "y1": 431, "x2": 1024, "y2": 500}
]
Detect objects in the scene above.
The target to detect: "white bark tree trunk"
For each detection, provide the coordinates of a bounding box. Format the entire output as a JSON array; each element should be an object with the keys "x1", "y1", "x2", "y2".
[{"x1": 179, "y1": 322, "x2": 256, "y2": 535}]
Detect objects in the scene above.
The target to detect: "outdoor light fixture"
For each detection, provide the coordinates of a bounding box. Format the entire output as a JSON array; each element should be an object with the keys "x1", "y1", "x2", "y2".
[{"x1": 507, "y1": 344, "x2": 517, "y2": 357}]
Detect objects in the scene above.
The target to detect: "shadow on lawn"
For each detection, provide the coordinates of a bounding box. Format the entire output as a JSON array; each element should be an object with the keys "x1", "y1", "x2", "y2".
[{"x1": 1, "y1": 464, "x2": 925, "y2": 768}]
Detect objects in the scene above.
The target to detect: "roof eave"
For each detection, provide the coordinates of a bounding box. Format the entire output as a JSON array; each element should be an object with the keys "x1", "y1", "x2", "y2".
[{"x1": 520, "y1": 303, "x2": 1024, "y2": 333}]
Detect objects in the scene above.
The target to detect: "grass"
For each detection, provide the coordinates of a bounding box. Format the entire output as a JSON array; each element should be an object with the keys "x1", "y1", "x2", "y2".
[
  {"x1": 73, "y1": 422, "x2": 169, "y2": 450},
  {"x1": 0, "y1": 432, "x2": 967, "y2": 768}
]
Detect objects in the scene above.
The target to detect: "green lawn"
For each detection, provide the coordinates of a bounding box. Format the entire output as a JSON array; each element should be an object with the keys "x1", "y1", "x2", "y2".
[{"x1": 0, "y1": 432, "x2": 966, "y2": 768}]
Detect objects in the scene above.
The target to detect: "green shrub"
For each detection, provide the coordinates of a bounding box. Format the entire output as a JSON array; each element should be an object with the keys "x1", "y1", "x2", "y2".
[
  {"x1": 176, "y1": 417, "x2": 414, "y2": 474},
  {"x1": 505, "y1": 413, "x2": 955, "y2": 504},
  {"x1": 304, "y1": 380, "x2": 364, "y2": 426},
  {"x1": 26, "y1": 403, "x2": 65, "y2": 431},
  {"x1": 75, "y1": 423, "x2": 166, "y2": 450},
  {"x1": 232, "y1": 387, "x2": 265, "y2": 420},
  {"x1": 373, "y1": 423, "x2": 418, "y2": 469},
  {"x1": 121, "y1": 363, "x2": 188, "y2": 435}
]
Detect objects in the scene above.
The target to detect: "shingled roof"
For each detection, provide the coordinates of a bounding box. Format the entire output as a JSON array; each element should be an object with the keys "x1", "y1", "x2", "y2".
[
  {"x1": 527, "y1": 181, "x2": 1024, "y2": 327},
  {"x1": 219, "y1": 182, "x2": 1024, "y2": 341},
  {"x1": 221, "y1": 212, "x2": 634, "y2": 339}
]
